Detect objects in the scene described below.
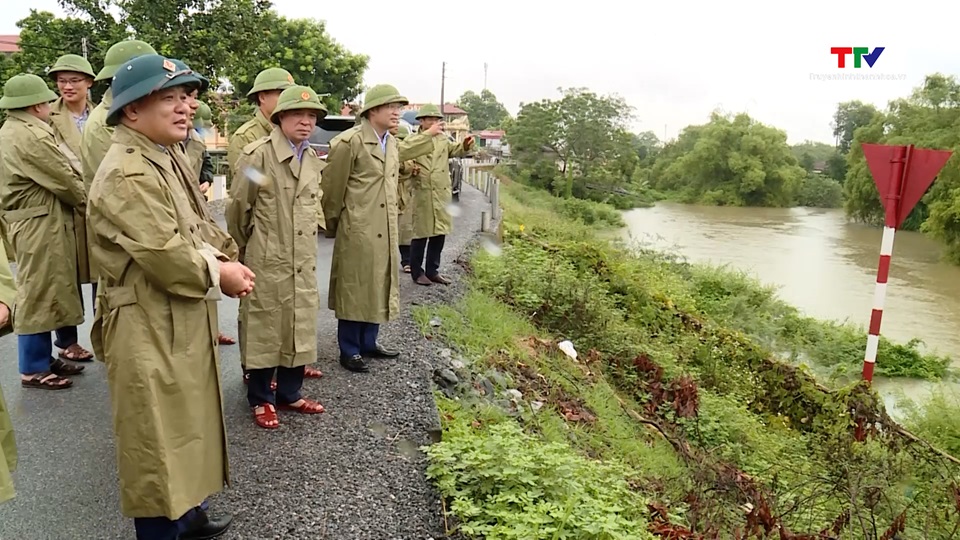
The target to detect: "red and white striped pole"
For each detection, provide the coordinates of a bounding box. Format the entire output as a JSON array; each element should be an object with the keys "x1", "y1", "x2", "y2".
[
  {"x1": 863, "y1": 225, "x2": 897, "y2": 382},
  {"x1": 862, "y1": 145, "x2": 908, "y2": 383}
]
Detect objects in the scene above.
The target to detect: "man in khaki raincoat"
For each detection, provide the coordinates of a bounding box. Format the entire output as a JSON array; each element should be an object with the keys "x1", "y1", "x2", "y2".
[
  {"x1": 228, "y1": 85, "x2": 328, "y2": 428},
  {"x1": 0, "y1": 239, "x2": 17, "y2": 504},
  {"x1": 321, "y1": 84, "x2": 434, "y2": 373},
  {"x1": 87, "y1": 54, "x2": 253, "y2": 540},
  {"x1": 47, "y1": 54, "x2": 98, "y2": 362},
  {"x1": 192, "y1": 100, "x2": 215, "y2": 194},
  {"x1": 226, "y1": 67, "x2": 295, "y2": 172},
  {"x1": 81, "y1": 39, "x2": 157, "y2": 314},
  {"x1": 0, "y1": 74, "x2": 88, "y2": 390},
  {"x1": 395, "y1": 124, "x2": 420, "y2": 272},
  {"x1": 171, "y1": 61, "x2": 238, "y2": 346},
  {"x1": 408, "y1": 104, "x2": 474, "y2": 286}
]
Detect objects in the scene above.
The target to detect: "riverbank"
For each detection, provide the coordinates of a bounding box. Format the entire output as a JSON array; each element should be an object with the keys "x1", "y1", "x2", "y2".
[{"x1": 417, "y1": 180, "x2": 960, "y2": 538}]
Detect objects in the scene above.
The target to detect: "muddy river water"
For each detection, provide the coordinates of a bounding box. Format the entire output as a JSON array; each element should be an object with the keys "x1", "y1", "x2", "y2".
[{"x1": 620, "y1": 203, "x2": 960, "y2": 413}]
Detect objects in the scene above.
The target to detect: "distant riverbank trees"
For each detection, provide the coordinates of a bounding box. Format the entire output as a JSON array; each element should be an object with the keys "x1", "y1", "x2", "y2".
[
  {"x1": 842, "y1": 74, "x2": 960, "y2": 263},
  {"x1": 504, "y1": 87, "x2": 659, "y2": 209}
]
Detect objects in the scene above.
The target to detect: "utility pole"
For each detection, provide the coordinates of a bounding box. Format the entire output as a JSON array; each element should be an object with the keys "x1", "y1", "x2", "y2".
[
  {"x1": 440, "y1": 61, "x2": 446, "y2": 121},
  {"x1": 81, "y1": 37, "x2": 88, "y2": 59},
  {"x1": 484, "y1": 62, "x2": 488, "y2": 90}
]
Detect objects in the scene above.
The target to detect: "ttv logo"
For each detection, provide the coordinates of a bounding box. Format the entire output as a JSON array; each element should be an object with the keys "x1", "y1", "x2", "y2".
[{"x1": 831, "y1": 47, "x2": 884, "y2": 68}]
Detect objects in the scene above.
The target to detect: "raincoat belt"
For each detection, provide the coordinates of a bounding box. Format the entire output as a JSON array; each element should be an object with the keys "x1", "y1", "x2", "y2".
[
  {"x1": 3, "y1": 207, "x2": 49, "y2": 222},
  {"x1": 99, "y1": 285, "x2": 221, "y2": 311}
]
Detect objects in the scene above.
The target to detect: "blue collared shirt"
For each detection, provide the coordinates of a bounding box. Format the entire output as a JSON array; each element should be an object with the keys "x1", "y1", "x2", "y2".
[
  {"x1": 373, "y1": 128, "x2": 388, "y2": 154},
  {"x1": 290, "y1": 139, "x2": 311, "y2": 161},
  {"x1": 72, "y1": 107, "x2": 89, "y2": 132}
]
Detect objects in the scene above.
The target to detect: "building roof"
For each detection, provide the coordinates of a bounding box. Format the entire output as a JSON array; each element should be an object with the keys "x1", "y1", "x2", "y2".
[
  {"x1": 0, "y1": 35, "x2": 20, "y2": 54},
  {"x1": 478, "y1": 130, "x2": 505, "y2": 140}
]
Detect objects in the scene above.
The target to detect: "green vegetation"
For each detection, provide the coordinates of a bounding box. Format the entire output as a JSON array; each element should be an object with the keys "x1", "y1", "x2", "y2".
[
  {"x1": 842, "y1": 75, "x2": 960, "y2": 263},
  {"x1": 418, "y1": 179, "x2": 960, "y2": 538}
]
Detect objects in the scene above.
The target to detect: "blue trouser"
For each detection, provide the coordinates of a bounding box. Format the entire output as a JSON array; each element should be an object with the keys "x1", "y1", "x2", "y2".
[
  {"x1": 337, "y1": 319, "x2": 380, "y2": 357},
  {"x1": 134, "y1": 500, "x2": 209, "y2": 540},
  {"x1": 18, "y1": 327, "x2": 80, "y2": 374},
  {"x1": 247, "y1": 365, "x2": 304, "y2": 407}
]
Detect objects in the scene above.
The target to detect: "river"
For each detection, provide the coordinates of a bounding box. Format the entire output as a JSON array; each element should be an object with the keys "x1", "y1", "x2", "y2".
[{"x1": 620, "y1": 203, "x2": 960, "y2": 413}]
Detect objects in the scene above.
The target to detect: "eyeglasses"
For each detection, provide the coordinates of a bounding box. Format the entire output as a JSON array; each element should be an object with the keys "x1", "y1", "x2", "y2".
[{"x1": 56, "y1": 78, "x2": 87, "y2": 86}]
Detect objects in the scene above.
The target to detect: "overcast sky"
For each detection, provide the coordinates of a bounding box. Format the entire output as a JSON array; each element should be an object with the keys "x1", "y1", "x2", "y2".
[{"x1": 4, "y1": 0, "x2": 959, "y2": 144}]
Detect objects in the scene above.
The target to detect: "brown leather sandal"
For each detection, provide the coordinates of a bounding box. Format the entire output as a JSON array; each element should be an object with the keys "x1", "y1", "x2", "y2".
[
  {"x1": 58, "y1": 343, "x2": 93, "y2": 362},
  {"x1": 51, "y1": 357, "x2": 85, "y2": 376},
  {"x1": 304, "y1": 365, "x2": 323, "y2": 379},
  {"x1": 21, "y1": 372, "x2": 72, "y2": 390}
]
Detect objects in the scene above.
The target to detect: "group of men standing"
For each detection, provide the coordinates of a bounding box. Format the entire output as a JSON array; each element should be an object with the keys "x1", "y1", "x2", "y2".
[{"x1": 0, "y1": 34, "x2": 473, "y2": 539}]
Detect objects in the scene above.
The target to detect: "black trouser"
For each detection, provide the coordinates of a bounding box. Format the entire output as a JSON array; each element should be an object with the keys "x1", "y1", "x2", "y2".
[
  {"x1": 247, "y1": 365, "x2": 305, "y2": 407},
  {"x1": 399, "y1": 244, "x2": 411, "y2": 267},
  {"x1": 410, "y1": 234, "x2": 445, "y2": 279}
]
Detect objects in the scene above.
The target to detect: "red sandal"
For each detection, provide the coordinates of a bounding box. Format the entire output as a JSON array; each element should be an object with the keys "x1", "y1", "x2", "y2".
[
  {"x1": 304, "y1": 365, "x2": 323, "y2": 379},
  {"x1": 278, "y1": 398, "x2": 324, "y2": 414},
  {"x1": 253, "y1": 404, "x2": 280, "y2": 429}
]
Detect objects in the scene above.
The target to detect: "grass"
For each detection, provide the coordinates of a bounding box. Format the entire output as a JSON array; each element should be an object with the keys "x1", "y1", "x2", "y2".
[{"x1": 416, "y1": 179, "x2": 960, "y2": 539}]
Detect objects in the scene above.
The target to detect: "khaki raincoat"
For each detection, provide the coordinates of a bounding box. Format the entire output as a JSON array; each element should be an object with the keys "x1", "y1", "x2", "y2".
[
  {"x1": 397, "y1": 160, "x2": 416, "y2": 246},
  {"x1": 227, "y1": 109, "x2": 272, "y2": 173},
  {"x1": 0, "y1": 111, "x2": 86, "y2": 334},
  {"x1": 321, "y1": 119, "x2": 431, "y2": 322},
  {"x1": 50, "y1": 96, "x2": 96, "y2": 285},
  {"x1": 87, "y1": 125, "x2": 229, "y2": 520},
  {"x1": 169, "y1": 144, "x2": 239, "y2": 261},
  {"x1": 0, "y1": 239, "x2": 17, "y2": 505},
  {"x1": 228, "y1": 129, "x2": 323, "y2": 368},
  {"x1": 410, "y1": 135, "x2": 471, "y2": 239},
  {"x1": 79, "y1": 88, "x2": 114, "y2": 283}
]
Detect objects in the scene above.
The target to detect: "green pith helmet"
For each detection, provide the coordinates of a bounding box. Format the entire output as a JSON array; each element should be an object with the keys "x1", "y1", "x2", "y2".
[
  {"x1": 194, "y1": 101, "x2": 212, "y2": 129},
  {"x1": 415, "y1": 103, "x2": 443, "y2": 119},
  {"x1": 170, "y1": 59, "x2": 209, "y2": 94},
  {"x1": 0, "y1": 73, "x2": 59, "y2": 110},
  {"x1": 48, "y1": 54, "x2": 95, "y2": 79},
  {"x1": 270, "y1": 85, "x2": 328, "y2": 124},
  {"x1": 247, "y1": 67, "x2": 295, "y2": 100},
  {"x1": 396, "y1": 124, "x2": 410, "y2": 139},
  {"x1": 106, "y1": 54, "x2": 205, "y2": 126},
  {"x1": 96, "y1": 40, "x2": 157, "y2": 82},
  {"x1": 359, "y1": 84, "x2": 407, "y2": 116}
]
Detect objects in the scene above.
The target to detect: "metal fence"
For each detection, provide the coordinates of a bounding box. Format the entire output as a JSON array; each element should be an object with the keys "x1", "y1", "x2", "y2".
[{"x1": 461, "y1": 158, "x2": 501, "y2": 233}]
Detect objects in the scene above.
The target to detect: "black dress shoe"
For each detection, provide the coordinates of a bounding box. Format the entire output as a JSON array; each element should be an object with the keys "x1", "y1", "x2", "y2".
[
  {"x1": 340, "y1": 354, "x2": 370, "y2": 373},
  {"x1": 180, "y1": 511, "x2": 233, "y2": 540},
  {"x1": 364, "y1": 346, "x2": 400, "y2": 359}
]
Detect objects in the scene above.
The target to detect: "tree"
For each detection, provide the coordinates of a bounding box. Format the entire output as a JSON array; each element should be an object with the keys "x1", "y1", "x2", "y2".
[
  {"x1": 457, "y1": 89, "x2": 509, "y2": 131},
  {"x1": 1, "y1": 9, "x2": 126, "y2": 101},
  {"x1": 3, "y1": 1, "x2": 368, "y2": 133},
  {"x1": 650, "y1": 112, "x2": 806, "y2": 207},
  {"x1": 506, "y1": 87, "x2": 636, "y2": 199},
  {"x1": 632, "y1": 130, "x2": 661, "y2": 162},
  {"x1": 843, "y1": 73, "x2": 960, "y2": 262},
  {"x1": 832, "y1": 100, "x2": 881, "y2": 154},
  {"x1": 227, "y1": 13, "x2": 367, "y2": 115}
]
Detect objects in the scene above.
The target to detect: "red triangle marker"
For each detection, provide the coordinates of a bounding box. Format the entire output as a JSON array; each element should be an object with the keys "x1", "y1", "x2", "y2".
[{"x1": 862, "y1": 143, "x2": 953, "y2": 228}]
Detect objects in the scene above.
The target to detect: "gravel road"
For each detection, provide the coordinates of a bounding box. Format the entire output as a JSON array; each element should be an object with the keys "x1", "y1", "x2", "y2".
[{"x1": 0, "y1": 183, "x2": 492, "y2": 539}]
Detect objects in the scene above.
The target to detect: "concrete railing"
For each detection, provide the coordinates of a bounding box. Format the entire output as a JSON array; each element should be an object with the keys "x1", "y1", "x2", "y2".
[{"x1": 460, "y1": 158, "x2": 501, "y2": 232}]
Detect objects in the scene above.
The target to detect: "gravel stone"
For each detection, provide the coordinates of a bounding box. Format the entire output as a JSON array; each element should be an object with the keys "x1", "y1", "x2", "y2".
[{"x1": 0, "y1": 183, "x2": 495, "y2": 539}]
